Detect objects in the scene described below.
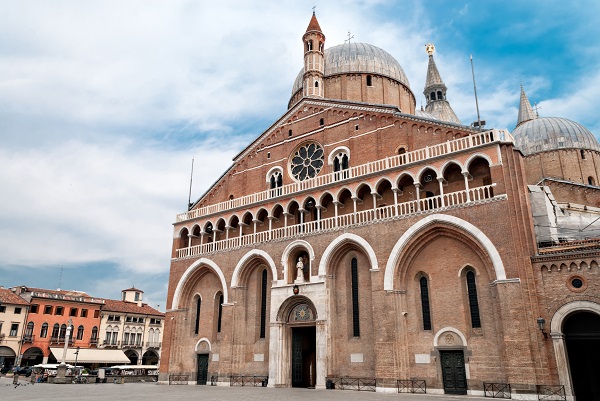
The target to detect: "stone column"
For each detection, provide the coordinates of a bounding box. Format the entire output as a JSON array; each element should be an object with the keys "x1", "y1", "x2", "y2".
[
  {"x1": 551, "y1": 332, "x2": 574, "y2": 398},
  {"x1": 315, "y1": 320, "x2": 327, "y2": 389}
]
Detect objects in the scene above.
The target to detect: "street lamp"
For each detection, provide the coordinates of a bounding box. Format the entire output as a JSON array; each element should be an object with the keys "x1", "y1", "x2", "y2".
[{"x1": 74, "y1": 347, "x2": 80, "y2": 380}]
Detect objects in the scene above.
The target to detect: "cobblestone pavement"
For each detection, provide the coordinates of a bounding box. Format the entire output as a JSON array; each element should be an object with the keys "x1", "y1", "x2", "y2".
[{"x1": 0, "y1": 376, "x2": 487, "y2": 401}]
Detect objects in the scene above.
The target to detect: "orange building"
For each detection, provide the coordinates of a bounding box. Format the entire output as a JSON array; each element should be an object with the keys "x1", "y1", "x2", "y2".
[{"x1": 12, "y1": 287, "x2": 104, "y2": 365}]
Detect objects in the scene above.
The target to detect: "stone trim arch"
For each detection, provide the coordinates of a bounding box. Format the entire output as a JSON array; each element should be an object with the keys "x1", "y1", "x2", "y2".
[
  {"x1": 328, "y1": 146, "x2": 350, "y2": 165},
  {"x1": 281, "y1": 240, "x2": 315, "y2": 282},
  {"x1": 433, "y1": 326, "x2": 468, "y2": 347},
  {"x1": 440, "y1": 160, "x2": 465, "y2": 176},
  {"x1": 266, "y1": 166, "x2": 284, "y2": 183},
  {"x1": 384, "y1": 214, "x2": 506, "y2": 291},
  {"x1": 318, "y1": 233, "x2": 379, "y2": 277},
  {"x1": 465, "y1": 153, "x2": 493, "y2": 170},
  {"x1": 550, "y1": 300, "x2": 600, "y2": 333},
  {"x1": 171, "y1": 258, "x2": 229, "y2": 310},
  {"x1": 194, "y1": 337, "x2": 212, "y2": 354},
  {"x1": 416, "y1": 165, "x2": 441, "y2": 182},
  {"x1": 231, "y1": 249, "x2": 278, "y2": 288}
]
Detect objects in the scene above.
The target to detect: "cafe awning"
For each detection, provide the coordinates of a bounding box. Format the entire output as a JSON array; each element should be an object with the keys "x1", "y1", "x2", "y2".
[{"x1": 49, "y1": 348, "x2": 131, "y2": 364}]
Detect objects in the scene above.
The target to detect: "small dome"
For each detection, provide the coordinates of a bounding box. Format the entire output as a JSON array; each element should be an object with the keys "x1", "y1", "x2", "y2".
[
  {"x1": 291, "y1": 42, "x2": 410, "y2": 96},
  {"x1": 513, "y1": 117, "x2": 600, "y2": 156}
]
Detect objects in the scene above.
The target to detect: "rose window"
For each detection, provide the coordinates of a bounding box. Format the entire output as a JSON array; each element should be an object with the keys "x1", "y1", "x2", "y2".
[{"x1": 290, "y1": 142, "x2": 324, "y2": 181}]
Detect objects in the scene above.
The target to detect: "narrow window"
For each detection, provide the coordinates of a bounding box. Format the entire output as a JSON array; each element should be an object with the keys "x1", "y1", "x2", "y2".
[
  {"x1": 77, "y1": 325, "x2": 84, "y2": 340},
  {"x1": 319, "y1": 118, "x2": 324, "y2": 126},
  {"x1": 466, "y1": 271, "x2": 481, "y2": 328},
  {"x1": 267, "y1": 152, "x2": 271, "y2": 159},
  {"x1": 9, "y1": 323, "x2": 18, "y2": 337},
  {"x1": 59, "y1": 324, "x2": 67, "y2": 339},
  {"x1": 589, "y1": 176, "x2": 595, "y2": 186},
  {"x1": 419, "y1": 276, "x2": 432, "y2": 330},
  {"x1": 135, "y1": 292, "x2": 140, "y2": 301},
  {"x1": 260, "y1": 269, "x2": 268, "y2": 338},
  {"x1": 217, "y1": 293, "x2": 223, "y2": 333},
  {"x1": 0, "y1": 305, "x2": 4, "y2": 313},
  {"x1": 194, "y1": 297, "x2": 201, "y2": 335},
  {"x1": 314, "y1": 80, "x2": 319, "y2": 88},
  {"x1": 91, "y1": 326, "x2": 98, "y2": 342},
  {"x1": 437, "y1": 90, "x2": 443, "y2": 100},
  {"x1": 51, "y1": 323, "x2": 59, "y2": 338},
  {"x1": 351, "y1": 258, "x2": 360, "y2": 337},
  {"x1": 355, "y1": 124, "x2": 359, "y2": 131},
  {"x1": 25, "y1": 322, "x2": 34, "y2": 339},
  {"x1": 431, "y1": 91, "x2": 436, "y2": 100},
  {"x1": 40, "y1": 323, "x2": 48, "y2": 338},
  {"x1": 366, "y1": 75, "x2": 372, "y2": 86},
  {"x1": 581, "y1": 149, "x2": 586, "y2": 159},
  {"x1": 288, "y1": 129, "x2": 292, "y2": 137}
]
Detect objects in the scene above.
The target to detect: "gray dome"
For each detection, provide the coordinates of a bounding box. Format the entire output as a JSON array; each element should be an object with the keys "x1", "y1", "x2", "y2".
[
  {"x1": 513, "y1": 117, "x2": 600, "y2": 155},
  {"x1": 292, "y1": 42, "x2": 410, "y2": 95}
]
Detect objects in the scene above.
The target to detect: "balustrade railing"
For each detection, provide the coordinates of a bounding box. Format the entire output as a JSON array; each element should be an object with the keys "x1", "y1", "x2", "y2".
[
  {"x1": 177, "y1": 130, "x2": 502, "y2": 222},
  {"x1": 175, "y1": 184, "x2": 497, "y2": 259}
]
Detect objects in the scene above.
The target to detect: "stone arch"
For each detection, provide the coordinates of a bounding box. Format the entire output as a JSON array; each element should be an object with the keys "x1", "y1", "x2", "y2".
[
  {"x1": 433, "y1": 326, "x2": 468, "y2": 347},
  {"x1": 384, "y1": 214, "x2": 507, "y2": 291},
  {"x1": 465, "y1": 153, "x2": 493, "y2": 170},
  {"x1": 328, "y1": 146, "x2": 350, "y2": 165},
  {"x1": 275, "y1": 295, "x2": 318, "y2": 323},
  {"x1": 440, "y1": 160, "x2": 465, "y2": 176},
  {"x1": 194, "y1": 337, "x2": 212, "y2": 354},
  {"x1": 266, "y1": 166, "x2": 284, "y2": 183},
  {"x1": 171, "y1": 258, "x2": 229, "y2": 310},
  {"x1": 319, "y1": 233, "x2": 378, "y2": 276},
  {"x1": 416, "y1": 165, "x2": 441, "y2": 182},
  {"x1": 231, "y1": 249, "x2": 278, "y2": 288},
  {"x1": 282, "y1": 240, "x2": 315, "y2": 283}
]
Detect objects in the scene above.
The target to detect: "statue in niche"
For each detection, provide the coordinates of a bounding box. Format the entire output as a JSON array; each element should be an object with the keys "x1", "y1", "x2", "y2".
[{"x1": 295, "y1": 257, "x2": 306, "y2": 283}]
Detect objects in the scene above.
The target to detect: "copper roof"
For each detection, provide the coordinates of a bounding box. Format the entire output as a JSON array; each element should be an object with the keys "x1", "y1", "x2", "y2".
[
  {"x1": 101, "y1": 299, "x2": 164, "y2": 316},
  {"x1": 0, "y1": 287, "x2": 29, "y2": 306}
]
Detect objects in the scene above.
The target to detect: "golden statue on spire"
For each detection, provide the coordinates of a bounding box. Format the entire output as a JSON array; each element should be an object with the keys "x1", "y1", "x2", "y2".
[{"x1": 425, "y1": 43, "x2": 435, "y2": 56}]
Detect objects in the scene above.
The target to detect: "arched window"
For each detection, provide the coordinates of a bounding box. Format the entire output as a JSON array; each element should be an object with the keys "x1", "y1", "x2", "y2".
[
  {"x1": 319, "y1": 118, "x2": 324, "y2": 126},
  {"x1": 52, "y1": 323, "x2": 60, "y2": 339},
  {"x1": 217, "y1": 293, "x2": 224, "y2": 334},
  {"x1": 194, "y1": 296, "x2": 201, "y2": 335},
  {"x1": 366, "y1": 75, "x2": 372, "y2": 86},
  {"x1": 466, "y1": 271, "x2": 481, "y2": 328},
  {"x1": 77, "y1": 325, "x2": 84, "y2": 340},
  {"x1": 351, "y1": 257, "x2": 360, "y2": 337},
  {"x1": 59, "y1": 324, "x2": 67, "y2": 339},
  {"x1": 437, "y1": 90, "x2": 443, "y2": 100},
  {"x1": 104, "y1": 326, "x2": 112, "y2": 344},
  {"x1": 307, "y1": 40, "x2": 313, "y2": 51},
  {"x1": 333, "y1": 151, "x2": 349, "y2": 180},
  {"x1": 111, "y1": 327, "x2": 119, "y2": 345},
  {"x1": 269, "y1": 170, "x2": 283, "y2": 197},
  {"x1": 91, "y1": 326, "x2": 98, "y2": 342},
  {"x1": 314, "y1": 80, "x2": 319, "y2": 88},
  {"x1": 26, "y1": 321, "x2": 34, "y2": 335},
  {"x1": 40, "y1": 323, "x2": 48, "y2": 338},
  {"x1": 260, "y1": 269, "x2": 268, "y2": 338},
  {"x1": 588, "y1": 176, "x2": 595, "y2": 186},
  {"x1": 123, "y1": 328, "x2": 130, "y2": 345},
  {"x1": 419, "y1": 276, "x2": 432, "y2": 330},
  {"x1": 430, "y1": 91, "x2": 436, "y2": 101}
]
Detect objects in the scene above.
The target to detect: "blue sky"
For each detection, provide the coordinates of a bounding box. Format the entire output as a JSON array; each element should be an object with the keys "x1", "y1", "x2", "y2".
[{"x1": 1, "y1": 0, "x2": 599, "y2": 309}]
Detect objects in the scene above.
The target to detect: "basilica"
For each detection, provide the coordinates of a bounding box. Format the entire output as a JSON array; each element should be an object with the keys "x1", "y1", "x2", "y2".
[{"x1": 159, "y1": 13, "x2": 600, "y2": 400}]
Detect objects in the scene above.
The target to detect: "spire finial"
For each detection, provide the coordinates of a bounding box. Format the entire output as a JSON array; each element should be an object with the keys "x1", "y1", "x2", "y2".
[
  {"x1": 312, "y1": 6, "x2": 316, "y2": 15},
  {"x1": 425, "y1": 43, "x2": 435, "y2": 56},
  {"x1": 344, "y1": 31, "x2": 354, "y2": 44}
]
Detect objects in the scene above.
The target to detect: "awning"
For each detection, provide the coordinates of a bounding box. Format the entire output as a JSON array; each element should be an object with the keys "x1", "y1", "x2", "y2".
[
  {"x1": 0, "y1": 346, "x2": 16, "y2": 357},
  {"x1": 49, "y1": 348, "x2": 131, "y2": 364}
]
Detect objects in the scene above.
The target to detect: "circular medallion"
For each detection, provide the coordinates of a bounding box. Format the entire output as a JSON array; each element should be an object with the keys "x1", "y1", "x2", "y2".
[{"x1": 290, "y1": 142, "x2": 324, "y2": 181}]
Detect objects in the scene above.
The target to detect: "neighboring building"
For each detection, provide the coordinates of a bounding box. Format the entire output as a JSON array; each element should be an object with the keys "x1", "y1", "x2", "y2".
[
  {"x1": 159, "y1": 13, "x2": 600, "y2": 399},
  {"x1": 0, "y1": 287, "x2": 29, "y2": 370},
  {"x1": 98, "y1": 288, "x2": 164, "y2": 365},
  {"x1": 11, "y1": 286, "x2": 104, "y2": 365}
]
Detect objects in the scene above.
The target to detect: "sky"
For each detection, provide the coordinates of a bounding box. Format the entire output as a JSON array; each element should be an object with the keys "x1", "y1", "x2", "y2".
[{"x1": 1, "y1": 0, "x2": 599, "y2": 310}]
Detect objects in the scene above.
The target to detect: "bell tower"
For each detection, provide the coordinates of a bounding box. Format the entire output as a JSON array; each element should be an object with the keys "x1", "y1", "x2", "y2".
[{"x1": 302, "y1": 12, "x2": 325, "y2": 98}]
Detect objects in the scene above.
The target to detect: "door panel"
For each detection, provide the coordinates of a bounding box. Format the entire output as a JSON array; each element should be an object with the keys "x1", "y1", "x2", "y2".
[
  {"x1": 440, "y1": 351, "x2": 467, "y2": 395},
  {"x1": 196, "y1": 354, "x2": 209, "y2": 385}
]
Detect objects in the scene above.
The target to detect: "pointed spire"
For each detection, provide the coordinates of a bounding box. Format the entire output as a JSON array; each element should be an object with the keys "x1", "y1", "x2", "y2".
[
  {"x1": 423, "y1": 43, "x2": 461, "y2": 125},
  {"x1": 306, "y1": 11, "x2": 322, "y2": 33},
  {"x1": 517, "y1": 85, "x2": 537, "y2": 127}
]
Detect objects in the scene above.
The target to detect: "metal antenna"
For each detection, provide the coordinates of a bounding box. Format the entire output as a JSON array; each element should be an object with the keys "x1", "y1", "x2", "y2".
[
  {"x1": 344, "y1": 31, "x2": 354, "y2": 44},
  {"x1": 470, "y1": 54, "x2": 482, "y2": 130},
  {"x1": 533, "y1": 102, "x2": 542, "y2": 117},
  {"x1": 187, "y1": 158, "x2": 194, "y2": 211}
]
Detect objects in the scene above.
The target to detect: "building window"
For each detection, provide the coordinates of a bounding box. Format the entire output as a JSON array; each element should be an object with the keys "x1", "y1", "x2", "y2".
[
  {"x1": 70, "y1": 308, "x2": 78, "y2": 317},
  {"x1": 14, "y1": 307, "x2": 21, "y2": 314},
  {"x1": 44, "y1": 305, "x2": 52, "y2": 315},
  {"x1": 269, "y1": 170, "x2": 283, "y2": 197},
  {"x1": 123, "y1": 332, "x2": 130, "y2": 345},
  {"x1": 9, "y1": 323, "x2": 18, "y2": 337},
  {"x1": 351, "y1": 257, "x2": 360, "y2": 337},
  {"x1": 588, "y1": 176, "x2": 595, "y2": 186},
  {"x1": 30, "y1": 304, "x2": 39, "y2": 314},
  {"x1": 194, "y1": 297, "x2": 201, "y2": 335},
  {"x1": 260, "y1": 269, "x2": 268, "y2": 338},
  {"x1": 77, "y1": 325, "x2": 84, "y2": 340},
  {"x1": 581, "y1": 149, "x2": 586, "y2": 159},
  {"x1": 126, "y1": 316, "x2": 132, "y2": 323},
  {"x1": 290, "y1": 142, "x2": 325, "y2": 181},
  {"x1": 333, "y1": 151, "x2": 349, "y2": 180},
  {"x1": 25, "y1": 322, "x2": 34, "y2": 338},
  {"x1": 366, "y1": 75, "x2": 372, "y2": 86},
  {"x1": 51, "y1": 323, "x2": 59, "y2": 338},
  {"x1": 314, "y1": 80, "x2": 319, "y2": 88},
  {"x1": 419, "y1": 276, "x2": 432, "y2": 330},
  {"x1": 59, "y1": 324, "x2": 67, "y2": 339},
  {"x1": 55, "y1": 306, "x2": 64, "y2": 316},
  {"x1": 135, "y1": 292, "x2": 140, "y2": 301},
  {"x1": 40, "y1": 323, "x2": 48, "y2": 338},
  {"x1": 217, "y1": 294, "x2": 224, "y2": 334},
  {"x1": 93, "y1": 310, "x2": 99, "y2": 318},
  {"x1": 319, "y1": 118, "x2": 324, "y2": 126},
  {"x1": 0, "y1": 306, "x2": 6, "y2": 313},
  {"x1": 81, "y1": 309, "x2": 88, "y2": 318},
  {"x1": 288, "y1": 129, "x2": 292, "y2": 137},
  {"x1": 466, "y1": 271, "x2": 481, "y2": 328},
  {"x1": 91, "y1": 326, "x2": 98, "y2": 341}
]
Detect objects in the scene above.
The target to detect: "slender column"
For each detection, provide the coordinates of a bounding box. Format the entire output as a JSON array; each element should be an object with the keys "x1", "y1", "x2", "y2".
[
  {"x1": 187, "y1": 233, "x2": 192, "y2": 248},
  {"x1": 225, "y1": 225, "x2": 232, "y2": 240},
  {"x1": 200, "y1": 232, "x2": 205, "y2": 245},
  {"x1": 414, "y1": 183, "x2": 422, "y2": 211},
  {"x1": 437, "y1": 177, "x2": 445, "y2": 207},
  {"x1": 392, "y1": 188, "x2": 400, "y2": 216},
  {"x1": 463, "y1": 171, "x2": 471, "y2": 202},
  {"x1": 333, "y1": 201, "x2": 340, "y2": 227},
  {"x1": 298, "y1": 208, "x2": 305, "y2": 225}
]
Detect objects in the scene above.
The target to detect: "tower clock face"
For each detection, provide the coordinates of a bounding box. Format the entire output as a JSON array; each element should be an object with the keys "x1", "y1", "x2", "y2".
[{"x1": 290, "y1": 142, "x2": 324, "y2": 181}]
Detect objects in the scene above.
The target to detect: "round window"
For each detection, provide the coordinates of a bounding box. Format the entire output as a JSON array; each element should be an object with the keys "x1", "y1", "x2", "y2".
[
  {"x1": 290, "y1": 142, "x2": 324, "y2": 181},
  {"x1": 571, "y1": 278, "x2": 583, "y2": 289}
]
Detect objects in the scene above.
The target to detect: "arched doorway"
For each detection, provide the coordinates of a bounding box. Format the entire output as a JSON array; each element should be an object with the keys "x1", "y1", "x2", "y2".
[
  {"x1": 21, "y1": 347, "x2": 44, "y2": 366},
  {"x1": 142, "y1": 350, "x2": 159, "y2": 365},
  {"x1": 0, "y1": 346, "x2": 16, "y2": 370},
  {"x1": 564, "y1": 312, "x2": 600, "y2": 400},
  {"x1": 289, "y1": 304, "x2": 316, "y2": 388},
  {"x1": 124, "y1": 350, "x2": 138, "y2": 365}
]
